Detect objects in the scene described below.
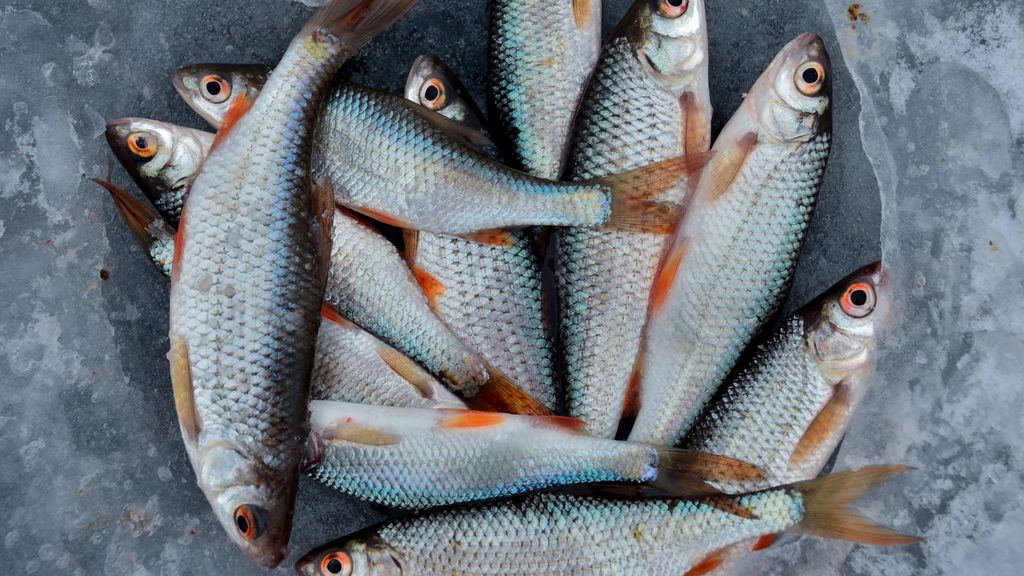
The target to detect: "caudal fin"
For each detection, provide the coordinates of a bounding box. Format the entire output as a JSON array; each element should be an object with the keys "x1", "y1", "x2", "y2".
[
  {"x1": 91, "y1": 178, "x2": 176, "y2": 276},
  {"x1": 300, "y1": 0, "x2": 419, "y2": 49},
  {"x1": 598, "y1": 153, "x2": 711, "y2": 234},
  {"x1": 648, "y1": 448, "x2": 765, "y2": 499},
  {"x1": 465, "y1": 366, "x2": 554, "y2": 416},
  {"x1": 794, "y1": 466, "x2": 921, "y2": 546}
]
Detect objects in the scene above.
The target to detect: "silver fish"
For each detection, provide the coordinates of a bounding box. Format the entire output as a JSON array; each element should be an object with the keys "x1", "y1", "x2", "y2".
[{"x1": 173, "y1": 63, "x2": 270, "y2": 129}]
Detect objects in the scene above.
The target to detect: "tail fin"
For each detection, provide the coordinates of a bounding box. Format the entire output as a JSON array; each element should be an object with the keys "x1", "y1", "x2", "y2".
[
  {"x1": 794, "y1": 466, "x2": 921, "y2": 546},
  {"x1": 91, "y1": 178, "x2": 176, "y2": 276},
  {"x1": 648, "y1": 448, "x2": 765, "y2": 499},
  {"x1": 301, "y1": 0, "x2": 419, "y2": 49},
  {"x1": 465, "y1": 365, "x2": 553, "y2": 416},
  {"x1": 597, "y1": 153, "x2": 710, "y2": 234}
]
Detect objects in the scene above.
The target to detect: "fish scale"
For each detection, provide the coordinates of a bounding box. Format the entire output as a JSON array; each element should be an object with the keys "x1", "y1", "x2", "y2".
[{"x1": 558, "y1": 0, "x2": 711, "y2": 438}]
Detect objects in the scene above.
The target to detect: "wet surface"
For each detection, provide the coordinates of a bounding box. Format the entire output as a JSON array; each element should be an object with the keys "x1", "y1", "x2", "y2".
[{"x1": 0, "y1": 0, "x2": 1019, "y2": 574}]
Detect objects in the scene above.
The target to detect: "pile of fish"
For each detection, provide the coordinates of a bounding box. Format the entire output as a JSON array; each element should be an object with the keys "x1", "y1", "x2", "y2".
[{"x1": 95, "y1": 0, "x2": 919, "y2": 573}]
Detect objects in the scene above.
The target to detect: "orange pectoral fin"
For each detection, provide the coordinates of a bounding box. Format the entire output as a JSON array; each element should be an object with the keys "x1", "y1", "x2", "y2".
[
  {"x1": 704, "y1": 132, "x2": 757, "y2": 203},
  {"x1": 458, "y1": 229, "x2": 517, "y2": 247},
  {"x1": 321, "y1": 423, "x2": 401, "y2": 446},
  {"x1": 572, "y1": 0, "x2": 593, "y2": 29},
  {"x1": 412, "y1": 267, "x2": 446, "y2": 311},
  {"x1": 210, "y1": 92, "x2": 254, "y2": 151},
  {"x1": 751, "y1": 534, "x2": 780, "y2": 551},
  {"x1": 681, "y1": 91, "x2": 711, "y2": 158},
  {"x1": 684, "y1": 550, "x2": 728, "y2": 576},
  {"x1": 649, "y1": 239, "x2": 687, "y2": 314},
  {"x1": 534, "y1": 415, "x2": 587, "y2": 433},
  {"x1": 437, "y1": 410, "x2": 507, "y2": 430},
  {"x1": 789, "y1": 380, "x2": 853, "y2": 468},
  {"x1": 377, "y1": 346, "x2": 437, "y2": 399},
  {"x1": 321, "y1": 303, "x2": 358, "y2": 329},
  {"x1": 168, "y1": 334, "x2": 200, "y2": 442}
]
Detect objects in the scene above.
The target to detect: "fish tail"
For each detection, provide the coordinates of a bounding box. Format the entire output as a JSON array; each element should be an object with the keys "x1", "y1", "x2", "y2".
[
  {"x1": 648, "y1": 448, "x2": 765, "y2": 498},
  {"x1": 465, "y1": 364, "x2": 553, "y2": 416},
  {"x1": 599, "y1": 152, "x2": 711, "y2": 234},
  {"x1": 300, "y1": 0, "x2": 419, "y2": 48},
  {"x1": 793, "y1": 465, "x2": 921, "y2": 546},
  {"x1": 91, "y1": 177, "x2": 175, "y2": 253}
]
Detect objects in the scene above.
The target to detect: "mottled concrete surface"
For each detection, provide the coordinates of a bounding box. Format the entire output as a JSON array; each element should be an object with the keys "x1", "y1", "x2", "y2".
[{"x1": 0, "y1": 0, "x2": 1018, "y2": 574}]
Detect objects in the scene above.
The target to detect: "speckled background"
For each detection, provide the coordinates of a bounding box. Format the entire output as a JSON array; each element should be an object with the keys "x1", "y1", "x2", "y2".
[{"x1": 0, "y1": 0, "x2": 1020, "y2": 574}]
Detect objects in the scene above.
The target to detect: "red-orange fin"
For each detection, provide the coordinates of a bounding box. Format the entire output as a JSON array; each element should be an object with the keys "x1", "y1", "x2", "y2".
[
  {"x1": 377, "y1": 346, "x2": 437, "y2": 399},
  {"x1": 681, "y1": 91, "x2": 712, "y2": 158},
  {"x1": 704, "y1": 132, "x2": 757, "y2": 202},
  {"x1": 572, "y1": 0, "x2": 594, "y2": 29},
  {"x1": 599, "y1": 153, "x2": 709, "y2": 233},
  {"x1": 412, "y1": 267, "x2": 446, "y2": 311},
  {"x1": 210, "y1": 92, "x2": 254, "y2": 151},
  {"x1": 171, "y1": 202, "x2": 188, "y2": 286},
  {"x1": 789, "y1": 380, "x2": 853, "y2": 468},
  {"x1": 321, "y1": 303, "x2": 359, "y2": 329},
  {"x1": 300, "y1": 0, "x2": 419, "y2": 50},
  {"x1": 458, "y1": 229, "x2": 517, "y2": 247},
  {"x1": 347, "y1": 205, "x2": 414, "y2": 229},
  {"x1": 702, "y1": 497, "x2": 757, "y2": 520},
  {"x1": 751, "y1": 534, "x2": 780, "y2": 551},
  {"x1": 650, "y1": 239, "x2": 687, "y2": 313},
  {"x1": 648, "y1": 449, "x2": 764, "y2": 499},
  {"x1": 793, "y1": 466, "x2": 922, "y2": 546},
  {"x1": 685, "y1": 550, "x2": 728, "y2": 576},
  {"x1": 437, "y1": 410, "x2": 506, "y2": 429},
  {"x1": 167, "y1": 334, "x2": 200, "y2": 442},
  {"x1": 90, "y1": 178, "x2": 171, "y2": 251},
  {"x1": 533, "y1": 415, "x2": 587, "y2": 433},
  {"x1": 320, "y1": 423, "x2": 401, "y2": 446},
  {"x1": 466, "y1": 366, "x2": 553, "y2": 416},
  {"x1": 402, "y1": 229, "x2": 420, "y2": 265}
]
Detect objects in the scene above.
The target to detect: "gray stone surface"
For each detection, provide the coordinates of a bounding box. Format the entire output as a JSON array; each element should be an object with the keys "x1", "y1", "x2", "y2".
[{"x1": 0, "y1": 0, "x2": 1017, "y2": 574}]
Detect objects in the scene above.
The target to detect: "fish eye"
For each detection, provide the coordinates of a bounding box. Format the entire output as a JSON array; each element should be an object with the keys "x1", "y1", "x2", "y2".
[
  {"x1": 658, "y1": 0, "x2": 689, "y2": 18},
  {"x1": 795, "y1": 62, "x2": 826, "y2": 96},
  {"x1": 233, "y1": 505, "x2": 263, "y2": 541},
  {"x1": 840, "y1": 281, "x2": 875, "y2": 318},
  {"x1": 200, "y1": 74, "x2": 232, "y2": 104},
  {"x1": 320, "y1": 551, "x2": 352, "y2": 575},
  {"x1": 127, "y1": 131, "x2": 158, "y2": 159},
  {"x1": 419, "y1": 78, "x2": 447, "y2": 111}
]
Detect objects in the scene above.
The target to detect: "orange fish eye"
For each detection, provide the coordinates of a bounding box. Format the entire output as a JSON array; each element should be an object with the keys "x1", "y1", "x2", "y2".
[
  {"x1": 659, "y1": 0, "x2": 689, "y2": 18},
  {"x1": 841, "y1": 281, "x2": 875, "y2": 318},
  {"x1": 127, "y1": 132, "x2": 158, "y2": 159},
  {"x1": 200, "y1": 74, "x2": 232, "y2": 104},
  {"x1": 795, "y1": 62, "x2": 826, "y2": 96},
  {"x1": 320, "y1": 551, "x2": 353, "y2": 575},
  {"x1": 419, "y1": 78, "x2": 447, "y2": 111},
  {"x1": 233, "y1": 505, "x2": 262, "y2": 541}
]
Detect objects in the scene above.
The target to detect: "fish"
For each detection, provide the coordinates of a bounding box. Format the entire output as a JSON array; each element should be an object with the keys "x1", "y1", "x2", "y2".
[
  {"x1": 167, "y1": 0, "x2": 419, "y2": 567},
  {"x1": 296, "y1": 466, "x2": 919, "y2": 576},
  {"x1": 627, "y1": 33, "x2": 833, "y2": 446},
  {"x1": 487, "y1": 0, "x2": 602, "y2": 179},
  {"x1": 314, "y1": 305, "x2": 466, "y2": 409},
  {"x1": 303, "y1": 400, "x2": 763, "y2": 509},
  {"x1": 312, "y1": 82, "x2": 702, "y2": 235},
  {"x1": 403, "y1": 55, "x2": 558, "y2": 411},
  {"x1": 325, "y1": 209, "x2": 551, "y2": 415},
  {"x1": 679, "y1": 262, "x2": 889, "y2": 573},
  {"x1": 556, "y1": 0, "x2": 711, "y2": 437},
  {"x1": 173, "y1": 63, "x2": 270, "y2": 129},
  {"x1": 104, "y1": 118, "x2": 212, "y2": 226}
]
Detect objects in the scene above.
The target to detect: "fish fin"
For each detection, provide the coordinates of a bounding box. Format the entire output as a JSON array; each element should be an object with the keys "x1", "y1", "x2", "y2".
[
  {"x1": 300, "y1": 0, "x2": 419, "y2": 50},
  {"x1": 572, "y1": 0, "x2": 594, "y2": 29},
  {"x1": 533, "y1": 415, "x2": 588, "y2": 433},
  {"x1": 437, "y1": 410, "x2": 506, "y2": 429},
  {"x1": 90, "y1": 177, "x2": 175, "y2": 255},
  {"x1": 751, "y1": 533, "x2": 780, "y2": 551},
  {"x1": 402, "y1": 229, "x2": 420, "y2": 265},
  {"x1": 458, "y1": 230, "x2": 517, "y2": 247},
  {"x1": 409, "y1": 103, "x2": 501, "y2": 156},
  {"x1": 648, "y1": 449, "x2": 764, "y2": 498},
  {"x1": 793, "y1": 466, "x2": 922, "y2": 546},
  {"x1": 321, "y1": 422, "x2": 402, "y2": 446},
  {"x1": 704, "y1": 132, "x2": 757, "y2": 202},
  {"x1": 681, "y1": 91, "x2": 711, "y2": 158},
  {"x1": 347, "y1": 205, "x2": 414, "y2": 229},
  {"x1": 310, "y1": 180, "x2": 336, "y2": 287},
  {"x1": 617, "y1": 356, "x2": 643, "y2": 437},
  {"x1": 411, "y1": 267, "x2": 446, "y2": 311},
  {"x1": 684, "y1": 549, "x2": 728, "y2": 576},
  {"x1": 599, "y1": 153, "x2": 709, "y2": 234},
  {"x1": 167, "y1": 334, "x2": 200, "y2": 442},
  {"x1": 171, "y1": 201, "x2": 188, "y2": 286},
  {"x1": 466, "y1": 366, "x2": 554, "y2": 416},
  {"x1": 649, "y1": 238, "x2": 688, "y2": 314},
  {"x1": 210, "y1": 91, "x2": 254, "y2": 151},
  {"x1": 789, "y1": 380, "x2": 853, "y2": 469},
  {"x1": 377, "y1": 346, "x2": 437, "y2": 399},
  {"x1": 321, "y1": 303, "x2": 359, "y2": 329},
  {"x1": 702, "y1": 498, "x2": 758, "y2": 520}
]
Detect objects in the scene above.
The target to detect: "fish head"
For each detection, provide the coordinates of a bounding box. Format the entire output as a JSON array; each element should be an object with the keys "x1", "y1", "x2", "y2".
[
  {"x1": 804, "y1": 261, "x2": 890, "y2": 381},
  {"x1": 297, "y1": 536, "x2": 404, "y2": 576},
  {"x1": 173, "y1": 63, "x2": 270, "y2": 128},
  {"x1": 194, "y1": 439, "x2": 296, "y2": 568},
  {"x1": 105, "y1": 117, "x2": 204, "y2": 197},
  {"x1": 751, "y1": 33, "x2": 832, "y2": 143},
  {"x1": 405, "y1": 55, "x2": 454, "y2": 114},
  {"x1": 627, "y1": 0, "x2": 709, "y2": 95}
]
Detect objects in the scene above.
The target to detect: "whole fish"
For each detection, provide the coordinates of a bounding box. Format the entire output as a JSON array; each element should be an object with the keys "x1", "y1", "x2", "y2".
[
  {"x1": 679, "y1": 262, "x2": 888, "y2": 574},
  {"x1": 167, "y1": 0, "x2": 418, "y2": 567},
  {"x1": 628, "y1": 33, "x2": 833, "y2": 446},
  {"x1": 173, "y1": 63, "x2": 270, "y2": 128},
  {"x1": 104, "y1": 118, "x2": 212, "y2": 225},
  {"x1": 487, "y1": 0, "x2": 601, "y2": 179},
  {"x1": 303, "y1": 401, "x2": 761, "y2": 509},
  {"x1": 312, "y1": 82, "x2": 697, "y2": 234},
  {"x1": 314, "y1": 305, "x2": 466, "y2": 409},
  {"x1": 297, "y1": 466, "x2": 918, "y2": 576},
  {"x1": 403, "y1": 56, "x2": 558, "y2": 411},
  {"x1": 557, "y1": 0, "x2": 711, "y2": 437}
]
